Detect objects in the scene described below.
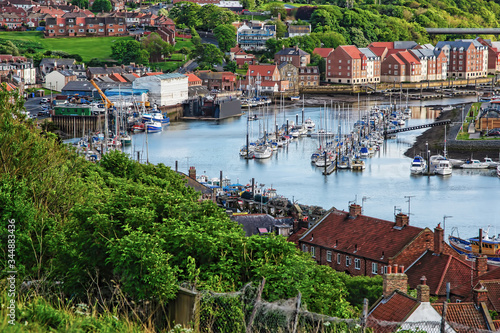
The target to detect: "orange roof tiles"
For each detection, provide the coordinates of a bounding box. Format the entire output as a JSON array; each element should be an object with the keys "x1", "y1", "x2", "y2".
[
  {"x1": 109, "y1": 73, "x2": 126, "y2": 83},
  {"x1": 185, "y1": 73, "x2": 201, "y2": 82},
  {"x1": 313, "y1": 48, "x2": 334, "y2": 58},
  {"x1": 395, "y1": 50, "x2": 421, "y2": 65},
  {"x1": 144, "y1": 72, "x2": 164, "y2": 76},
  {"x1": 339, "y1": 45, "x2": 364, "y2": 59},
  {"x1": 300, "y1": 209, "x2": 427, "y2": 262},
  {"x1": 368, "y1": 291, "x2": 419, "y2": 333},
  {"x1": 482, "y1": 280, "x2": 500, "y2": 312},
  {"x1": 369, "y1": 42, "x2": 394, "y2": 49},
  {"x1": 433, "y1": 303, "x2": 490, "y2": 332},
  {"x1": 247, "y1": 65, "x2": 277, "y2": 77}
]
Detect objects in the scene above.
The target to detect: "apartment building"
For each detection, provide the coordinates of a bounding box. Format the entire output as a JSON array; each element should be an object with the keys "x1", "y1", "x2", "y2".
[
  {"x1": 325, "y1": 45, "x2": 367, "y2": 84},
  {"x1": 435, "y1": 39, "x2": 487, "y2": 78}
]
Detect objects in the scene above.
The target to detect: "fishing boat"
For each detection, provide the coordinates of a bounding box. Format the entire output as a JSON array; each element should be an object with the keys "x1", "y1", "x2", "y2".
[
  {"x1": 152, "y1": 112, "x2": 170, "y2": 125},
  {"x1": 290, "y1": 96, "x2": 300, "y2": 101},
  {"x1": 146, "y1": 121, "x2": 162, "y2": 133},
  {"x1": 449, "y1": 227, "x2": 500, "y2": 263},
  {"x1": 119, "y1": 133, "x2": 132, "y2": 146},
  {"x1": 410, "y1": 155, "x2": 427, "y2": 175},
  {"x1": 142, "y1": 113, "x2": 153, "y2": 122},
  {"x1": 132, "y1": 123, "x2": 145, "y2": 132}
]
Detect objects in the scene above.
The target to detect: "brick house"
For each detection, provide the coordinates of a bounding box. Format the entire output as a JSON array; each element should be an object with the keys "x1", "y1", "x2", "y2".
[
  {"x1": 278, "y1": 62, "x2": 298, "y2": 92},
  {"x1": 313, "y1": 48, "x2": 334, "y2": 60},
  {"x1": 185, "y1": 73, "x2": 202, "y2": 87},
  {"x1": 298, "y1": 204, "x2": 448, "y2": 277},
  {"x1": 0, "y1": 12, "x2": 23, "y2": 29},
  {"x1": 156, "y1": 26, "x2": 176, "y2": 45},
  {"x1": 325, "y1": 45, "x2": 367, "y2": 84},
  {"x1": 244, "y1": 64, "x2": 280, "y2": 92},
  {"x1": 298, "y1": 65, "x2": 319, "y2": 87},
  {"x1": 274, "y1": 46, "x2": 310, "y2": 68},
  {"x1": 380, "y1": 52, "x2": 407, "y2": 83},
  {"x1": 45, "y1": 15, "x2": 126, "y2": 37},
  {"x1": 4, "y1": 0, "x2": 35, "y2": 11},
  {"x1": 195, "y1": 70, "x2": 237, "y2": 91},
  {"x1": 476, "y1": 37, "x2": 500, "y2": 74},
  {"x1": 435, "y1": 39, "x2": 488, "y2": 79},
  {"x1": 367, "y1": 268, "x2": 495, "y2": 332},
  {"x1": 229, "y1": 46, "x2": 255, "y2": 68}
]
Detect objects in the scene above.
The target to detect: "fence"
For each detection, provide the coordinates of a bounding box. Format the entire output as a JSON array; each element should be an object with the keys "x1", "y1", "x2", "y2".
[{"x1": 169, "y1": 280, "x2": 495, "y2": 333}]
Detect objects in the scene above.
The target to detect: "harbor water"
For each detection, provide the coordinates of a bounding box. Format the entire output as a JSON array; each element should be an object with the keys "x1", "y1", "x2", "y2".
[{"x1": 123, "y1": 95, "x2": 500, "y2": 240}]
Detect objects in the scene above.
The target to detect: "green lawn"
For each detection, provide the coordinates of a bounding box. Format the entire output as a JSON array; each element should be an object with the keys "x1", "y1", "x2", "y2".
[
  {"x1": 0, "y1": 31, "x2": 134, "y2": 62},
  {"x1": 174, "y1": 38, "x2": 195, "y2": 51},
  {"x1": 152, "y1": 61, "x2": 185, "y2": 72}
]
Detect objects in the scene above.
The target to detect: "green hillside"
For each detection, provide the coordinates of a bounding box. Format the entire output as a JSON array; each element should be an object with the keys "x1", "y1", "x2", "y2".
[{"x1": 0, "y1": 31, "x2": 134, "y2": 62}]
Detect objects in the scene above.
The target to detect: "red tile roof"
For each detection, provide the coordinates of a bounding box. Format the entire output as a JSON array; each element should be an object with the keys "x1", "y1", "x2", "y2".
[
  {"x1": 406, "y1": 251, "x2": 473, "y2": 296},
  {"x1": 313, "y1": 48, "x2": 334, "y2": 58},
  {"x1": 452, "y1": 265, "x2": 500, "y2": 298},
  {"x1": 144, "y1": 72, "x2": 163, "y2": 76},
  {"x1": 369, "y1": 47, "x2": 388, "y2": 58},
  {"x1": 368, "y1": 291, "x2": 419, "y2": 333},
  {"x1": 109, "y1": 73, "x2": 126, "y2": 83},
  {"x1": 482, "y1": 280, "x2": 500, "y2": 312},
  {"x1": 185, "y1": 73, "x2": 201, "y2": 83},
  {"x1": 288, "y1": 227, "x2": 307, "y2": 245},
  {"x1": 230, "y1": 45, "x2": 241, "y2": 53},
  {"x1": 432, "y1": 302, "x2": 491, "y2": 332},
  {"x1": 395, "y1": 50, "x2": 421, "y2": 65},
  {"x1": 369, "y1": 42, "x2": 394, "y2": 49},
  {"x1": 300, "y1": 209, "x2": 429, "y2": 262},
  {"x1": 339, "y1": 45, "x2": 364, "y2": 59},
  {"x1": 247, "y1": 65, "x2": 277, "y2": 77}
]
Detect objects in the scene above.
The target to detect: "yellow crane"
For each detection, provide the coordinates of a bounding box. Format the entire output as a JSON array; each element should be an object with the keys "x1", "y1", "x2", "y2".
[
  {"x1": 90, "y1": 79, "x2": 114, "y2": 109},
  {"x1": 90, "y1": 79, "x2": 112, "y2": 153}
]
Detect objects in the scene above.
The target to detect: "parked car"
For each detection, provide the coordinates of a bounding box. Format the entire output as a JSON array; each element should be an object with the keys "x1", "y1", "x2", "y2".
[
  {"x1": 40, "y1": 97, "x2": 50, "y2": 104},
  {"x1": 37, "y1": 110, "x2": 50, "y2": 117}
]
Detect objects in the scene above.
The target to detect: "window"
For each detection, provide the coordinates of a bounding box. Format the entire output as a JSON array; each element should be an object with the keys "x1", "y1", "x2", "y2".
[
  {"x1": 355, "y1": 258, "x2": 361, "y2": 270},
  {"x1": 99, "y1": 29, "x2": 104, "y2": 32},
  {"x1": 346, "y1": 256, "x2": 351, "y2": 266},
  {"x1": 59, "y1": 29, "x2": 64, "y2": 33},
  {"x1": 302, "y1": 244, "x2": 307, "y2": 252},
  {"x1": 311, "y1": 246, "x2": 316, "y2": 258},
  {"x1": 108, "y1": 29, "x2": 114, "y2": 32},
  {"x1": 337, "y1": 253, "x2": 341, "y2": 264},
  {"x1": 89, "y1": 24, "x2": 93, "y2": 27},
  {"x1": 109, "y1": 24, "x2": 113, "y2": 27},
  {"x1": 383, "y1": 266, "x2": 388, "y2": 274},
  {"x1": 347, "y1": 60, "x2": 351, "y2": 64},
  {"x1": 328, "y1": 59, "x2": 330, "y2": 63},
  {"x1": 99, "y1": 23, "x2": 104, "y2": 26},
  {"x1": 395, "y1": 65, "x2": 398, "y2": 69},
  {"x1": 69, "y1": 29, "x2": 74, "y2": 33},
  {"x1": 395, "y1": 71, "x2": 398, "y2": 75},
  {"x1": 389, "y1": 64, "x2": 391, "y2": 68},
  {"x1": 118, "y1": 28, "x2": 123, "y2": 32},
  {"x1": 339, "y1": 60, "x2": 341, "y2": 63},
  {"x1": 79, "y1": 29, "x2": 84, "y2": 32},
  {"x1": 59, "y1": 23, "x2": 64, "y2": 27}
]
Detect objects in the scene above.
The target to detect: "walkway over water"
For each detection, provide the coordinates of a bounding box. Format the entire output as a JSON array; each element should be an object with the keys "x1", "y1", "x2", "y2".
[
  {"x1": 384, "y1": 119, "x2": 452, "y2": 136},
  {"x1": 426, "y1": 28, "x2": 500, "y2": 35}
]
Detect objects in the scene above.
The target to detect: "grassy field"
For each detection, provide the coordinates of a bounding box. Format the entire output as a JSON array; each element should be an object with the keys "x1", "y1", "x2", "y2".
[{"x1": 0, "y1": 31, "x2": 134, "y2": 62}]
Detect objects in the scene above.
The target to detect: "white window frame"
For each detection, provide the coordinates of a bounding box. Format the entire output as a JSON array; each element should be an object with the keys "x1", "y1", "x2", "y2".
[
  {"x1": 346, "y1": 256, "x2": 351, "y2": 266},
  {"x1": 337, "y1": 253, "x2": 341, "y2": 264},
  {"x1": 372, "y1": 262, "x2": 378, "y2": 274},
  {"x1": 355, "y1": 258, "x2": 361, "y2": 270},
  {"x1": 311, "y1": 246, "x2": 316, "y2": 258},
  {"x1": 327, "y1": 251, "x2": 332, "y2": 262}
]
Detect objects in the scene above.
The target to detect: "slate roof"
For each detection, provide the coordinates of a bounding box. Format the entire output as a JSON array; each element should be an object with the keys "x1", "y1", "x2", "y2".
[
  {"x1": 406, "y1": 250, "x2": 473, "y2": 296},
  {"x1": 432, "y1": 303, "x2": 491, "y2": 332},
  {"x1": 410, "y1": 48, "x2": 436, "y2": 59},
  {"x1": 435, "y1": 40, "x2": 483, "y2": 51},
  {"x1": 230, "y1": 213, "x2": 293, "y2": 237},
  {"x1": 62, "y1": 80, "x2": 131, "y2": 92},
  {"x1": 275, "y1": 47, "x2": 309, "y2": 57},
  {"x1": 359, "y1": 47, "x2": 378, "y2": 59},
  {"x1": 299, "y1": 209, "x2": 429, "y2": 262},
  {"x1": 40, "y1": 58, "x2": 76, "y2": 67},
  {"x1": 394, "y1": 41, "x2": 418, "y2": 49},
  {"x1": 313, "y1": 48, "x2": 334, "y2": 58}
]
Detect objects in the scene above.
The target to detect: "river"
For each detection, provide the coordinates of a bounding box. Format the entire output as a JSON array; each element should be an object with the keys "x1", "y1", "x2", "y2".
[{"x1": 123, "y1": 95, "x2": 500, "y2": 240}]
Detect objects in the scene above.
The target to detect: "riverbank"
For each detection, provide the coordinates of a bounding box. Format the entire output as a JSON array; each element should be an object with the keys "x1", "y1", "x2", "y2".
[{"x1": 404, "y1": 104, "x2": 500, "y2": 160}]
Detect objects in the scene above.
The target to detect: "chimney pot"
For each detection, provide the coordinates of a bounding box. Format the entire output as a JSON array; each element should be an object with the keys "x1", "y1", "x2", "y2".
[
  {"x1": 473, "y1": 285, "x2": 488, "y2": 306},
  {"x1": 387, "y1": 265, "x2": 392, "y2": 274},
  {"x1": 434, "y1": 224, "x2": 444, "y2": 254},
  {"x1": 420, "y1": 276, "x2": 427, "y2": 285},
  {"x1": 400, "y1": 265, "x2": 405, "y2": 273},
  {"x1": 417, "y1": 276, "x2": 430, "y2": 302}
]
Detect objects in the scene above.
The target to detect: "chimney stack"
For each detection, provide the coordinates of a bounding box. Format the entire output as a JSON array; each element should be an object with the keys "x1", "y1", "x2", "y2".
[
  {"x1": 473, "y1": 285, "x2": 488, "y2": 306},
  {"x1": 475, "y1": 255, "x2": 488, "y2": 278},
  {"x1": 434, "y1": 223, "x2": 444, "y2": 254},
  {"x1": 188, "y1": 166, "x2": 196, "y2": 180},
  {"x1": 417, "y1": 276, "x2": 430, "y2": 302},
  {"x1": 349, "y1": 204, "x2": 362, "y2": 217},
  {"x1": 383, "y1": 264, "x2": 408, "y2": 298},
  {"x1": 395, "y1": 213, "x2": 409, "y2": 228}
]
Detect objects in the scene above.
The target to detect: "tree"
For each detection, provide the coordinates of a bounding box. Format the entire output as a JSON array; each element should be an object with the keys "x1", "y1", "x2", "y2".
[
  {"x1": 111, "y1": 40, "x2": 146, "y2": 64},
  {"x1": 191, "y1": 43, "x2": 223, "y2": 69},
  {"x1": 267, "y1": 3, "x2": 287, "y2": 19},
  {"x1": 91, "y1": 0, "x2": 112, "y2": 12},
  {"x1": 273, "y1": 19, "x2": 287, "y2": 38},
  {"x1": 214, "y1": 24, "x2": 236, "y2": 53},
  {"x1": 223, "y1": 61, "x2": 237, "y2": 73},
  {"x1": 168, "y1": 2, "x2": 202, "y2": 28},
  {"x1": 141, "y1": 32, "x2": 173, "y2": 63},
  {"x1": 158, "y1": 8, "x2": 169, "y2": 17},
  {"x1": 241, "y1": 0, "x2": 255, "y2": 10},
  {"x1": 72, "y1": 0, "x2": 89, "y2": 9},
  {"x1": 0, "y1": 40, "x2": 19, "y2": 56}
]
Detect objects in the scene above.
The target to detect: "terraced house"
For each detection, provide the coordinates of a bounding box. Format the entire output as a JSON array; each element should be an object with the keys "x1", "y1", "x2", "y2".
[{"x1": 45, "y1": 15, "x2": 126, "y2": 37}]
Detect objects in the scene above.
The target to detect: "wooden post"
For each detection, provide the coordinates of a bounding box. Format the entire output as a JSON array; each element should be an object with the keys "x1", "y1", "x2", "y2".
[
  {"x1": 440, "y1": 301, "x2": 447, "y2": 333},
  {"x1": 246, "y1": 278, "x2": 265, "y2": 333},
  {"x1": 291, "y1": 292, "x2": 302, "y2": 333},
  {"x1": 361, "y1": 298, "x2": 368, "y2": 333}
]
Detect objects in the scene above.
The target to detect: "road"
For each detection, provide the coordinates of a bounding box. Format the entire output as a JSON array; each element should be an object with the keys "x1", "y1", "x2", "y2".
[{"x1": 25, "y1": 96, "x2": 51, "y2": 120}]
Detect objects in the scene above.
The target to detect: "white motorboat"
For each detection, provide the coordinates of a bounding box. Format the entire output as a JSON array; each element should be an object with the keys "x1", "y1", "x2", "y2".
[
  {"x1": 483, "y1": 157, "x2": 500, "y2": 168},
  {"x1": 430, "y1": 155, "x2": 452, "y2": 175},
  {"x1": 497, "y1": 165, "x2": 500, "y2": 177},
  {"x1": 460, "y1": 159, "x2": 489, "y2": 169},
  {"x1": 315, "y1": 152, "x2": 336, "y2": 167},
  {"x1": 304, "y1": 118, "x2": 315, "y2": 131},
  {"x1": 410, "y1": 155, "x2": 427, "y2": 175}
]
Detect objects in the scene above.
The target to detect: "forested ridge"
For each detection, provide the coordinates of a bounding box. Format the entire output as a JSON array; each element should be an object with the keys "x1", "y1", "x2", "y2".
[{"x1": 0, "y1": 89, "x2": 382, "y2": 331}]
